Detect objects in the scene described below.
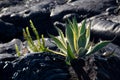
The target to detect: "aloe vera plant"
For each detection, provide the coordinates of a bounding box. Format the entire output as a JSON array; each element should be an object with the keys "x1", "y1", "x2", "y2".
[
  {"x1": 50, "y1": 18, "x2": 110, "y2": 80},
  {"x1": 50, "y1": 18, "x2": 109, "y2": 64}
]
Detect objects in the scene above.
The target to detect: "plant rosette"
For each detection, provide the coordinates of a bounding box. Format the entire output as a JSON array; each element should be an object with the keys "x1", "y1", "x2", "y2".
[{"x1": 50, "y1": 18, "x2": 110, "y2": 80}]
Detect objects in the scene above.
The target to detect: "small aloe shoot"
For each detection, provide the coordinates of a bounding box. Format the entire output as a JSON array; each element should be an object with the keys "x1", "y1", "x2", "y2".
[
  {"x1": 15, "y1": 44, "x2": 21, "y2": 57},
  {"x1": 21, "y1": 20, "x2": 66, "y2": 56},
  {"x1": 23, "y1": 20, "x2": 47, "y2": 53},
  {"x1": 50, "y1": 18, "x2": 110, "y2": 64}
]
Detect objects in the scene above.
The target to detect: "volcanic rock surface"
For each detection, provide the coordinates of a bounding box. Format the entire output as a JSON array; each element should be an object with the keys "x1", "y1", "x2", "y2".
[{"x1": 0, "y1": 0, "x2": 120, "y2": 80}]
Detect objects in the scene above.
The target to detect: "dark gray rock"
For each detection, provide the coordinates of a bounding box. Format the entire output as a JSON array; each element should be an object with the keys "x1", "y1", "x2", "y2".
[
  {"x1": 0, "y1": 61, "x2": 14, "y2": 80},
  {"x1": 0, "y1": 0, "x2": 24, "y2": 8},
  {"x1": 12, "y1": 52, "x2": 70, "y2": 80},
  {"x1": 0, "y1": 19, "x2": 20, "y2": 42},
  {"x1": 50, "y1": 0, "x2": 117, "y2": 22},
  {"x1": 94, "y1": 55, "x2": 120, "y2": 80},
  {"x1": 0, "y1": 54, "x2": 13, "y2": 60},
  {"x1": 0, "y1": 38, "x2": 56, "y2": 56},
  {"x1": 0, "y1": 0, "x2": 67, "y2": 42},
  {"x1": 0, "y1": 2, "x2": 51, "y2": 39},
  {"x1": 0, "y1": 0, "x2": 118, "y2": 42},
  {"x1": 87, "y1": 14, "x2": 120, "y2": 45},
  {"x1": 0, "y1": 38, "x2": 70, "y2": 80},
  {"x1": 0, "y1": 49, "x2": 70, "y2": 80},
  {"x1": 0, "y1": 39, "x2": 22, "y2": 54}
]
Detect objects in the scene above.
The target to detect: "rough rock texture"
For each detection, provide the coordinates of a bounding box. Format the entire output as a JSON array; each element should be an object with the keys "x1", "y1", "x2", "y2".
[
  {"x1": 0, "y1": 39, "x2": 22, "y2": 54},
  {"x1": 95, "y1": 56, "x2": 120, "y2": 80},
  {"x1": 0, "y1": 0, "x2": 120, "y2": 80},
  {"x1": 0, "y1": 0, "x2": 24, "y2": 8},
  {"x1": 0, "y1": 19, "x2": 18, "y2": 42},
  {"x1": 0, "y1": 38, "x2": 56, "y2": 55},
  {"x1": 0, "y1": 52, "x2": 70, "y2": 80},
  {"x1": 0, "y1": 0, "x2": 118, "y2": 42},
  {"x1": 0, "y1": 0, "x2": 67, "y2": 42},
  {"x1": 0, "y1": 38, "x2": 120, "y2": 80},
  {"x1": 84, "y1": 55, "x2": 120, "y2": 80},
  {"x1": 69, "y1": 43, "x2": 120, "y2": 80},
  {"x1": 51, "y1": 0, "x2": 117, "y2": 22},
  {"x1": 12, "y1": 52, "x2": 70, "y2": 80},
  {"x1": 88, "y1": 13, "x2": 120, "y2": 45}
]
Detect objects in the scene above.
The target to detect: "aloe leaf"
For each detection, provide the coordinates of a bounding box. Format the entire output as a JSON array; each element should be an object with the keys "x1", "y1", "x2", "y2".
[
  {"x1": 46, "y1": 48, "x2": 66, "y2": 56},
  {"x1": 86, "y1": 45, "x2": 92, "y2": 55},
  {"x1": 85, "y1": 22, "x2": 91, "y2": 49},
  {"x1": 77, "y1": 20, "x2": 87, "y2": 49},
  {"x1": 72, "y1": 18, "x2": 78, "y2": 37},
  {"x1": 66, "y1": 23, "x2": 75, "y2": 53},
  {"x1": 67, "y1": 19, "x2": 74, "y2": 29},
  {"x1": 73, "y1": 31, "x2": 77, "y2": 52},
  {"x1": 55, "y1": 27, "x2": 66, "y2": 45},
  {"x1": 67, "y1": 43, "x2": 76, "y2": 60},
  {"x1": 77, "y1": 47, "x2": 87, "y2": 57},
  {"x1": 86, "y1": 41, "x2": 110, "y2": 56},
  {"x1": 78, "y1": 32, "x2": 86, "y2": 48},
  {"x1": 65, "y1": 56, "x2": 71, "y2": 65},
  {"x1": 72, "y1": 19, "x2": 78, "y2": 51},
  {"x1": 49, "y1": 34, "x2": 67, "y2": 54},
  {"x1": 80, "y1": 20, "x2": 86, "y2": 35}
]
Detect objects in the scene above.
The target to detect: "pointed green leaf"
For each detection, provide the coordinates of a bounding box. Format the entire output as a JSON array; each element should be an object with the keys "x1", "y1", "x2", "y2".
[
  {"x1": 72, "y1": 19, "x2": 79, "y2": 51},
  {"x1": 67, "y1": 43, "x2": 76, "y2": 60},
  {"x1": 46, "y1": 48, "x2": 66, "y2": 56},
  {"x1": 85, "y1": 22, "x2": 91, "y2": 49},
  {"x1": 72, "y1": 18, "x2": 78, "y2": 37},
  {"x1": 77, "y1": 47, "x2": 87, "y2": 57},
  {"x1": 80, "y1": 20, "x2": 86, "y2": 35},
  {"x1": 23, "y1": 28, "x2": 35, "y2": 51},
  {"x1": 66, "y1": 19, "x2": 78, "y2": 52},
  {"x1": 86, "y1": 45, "x2": 92, "y2": 55},
  {"x1": 66, "y1": 23, "x2": 75, "y2": 53},
  {"x1": 15, "y1": 44, "x2": 21, "y2": 57},
  {"x1": 78, "y1": 32, "x2": 86, "y2": 48},
  {"x1": 55, "y1": 27, "x2": 66, "y2": 45},
  {"x1": 29, "y1": 20, "x2": 41, "y2": 47},
  {"x1": 25, "y1": 27, "x2": 34, "y2": 45},
  {"x1": 49, "y1": 34, "x2": 67, "y2": 54},
  {"x1": 65, "y1": 56, "x2": 71, "y2": 65},
  {"x1": 67, "y1": 19, "x2": 74, "y2": 29},
  {"x1": 23, "y1": 27, "x2": 38, "y2": 52},
  {"x1": 40, "y1": 34, "x2": 45, "y2": 51},
  {"x1": 87, "y1": 41, "x2": 110, "y2": 56}
]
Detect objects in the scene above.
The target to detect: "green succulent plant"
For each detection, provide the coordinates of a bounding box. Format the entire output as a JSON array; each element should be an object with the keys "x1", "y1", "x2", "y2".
[
  {"x1": 15, "y1": 44, "x2": 21, "y2": 57},
  {"x1": 15, "y1": 20, "x2": 67, "y2": 56},
  {"x1": 50, "y1": 18, "x2": 110, "y2": 64},
  {"x1": 23, "y1": 20, "x2": 47, "y2": 52}
]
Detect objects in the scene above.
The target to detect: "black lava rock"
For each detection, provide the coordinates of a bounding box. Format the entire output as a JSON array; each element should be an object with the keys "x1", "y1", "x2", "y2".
[{"x1": 12, "y1": 52, "x2": 70, "y2": 80}]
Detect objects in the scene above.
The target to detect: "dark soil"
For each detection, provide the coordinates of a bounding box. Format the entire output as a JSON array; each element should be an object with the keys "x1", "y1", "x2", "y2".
[{"x1": 68, "y1": 54, "x2": 120, "y2": 80}]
